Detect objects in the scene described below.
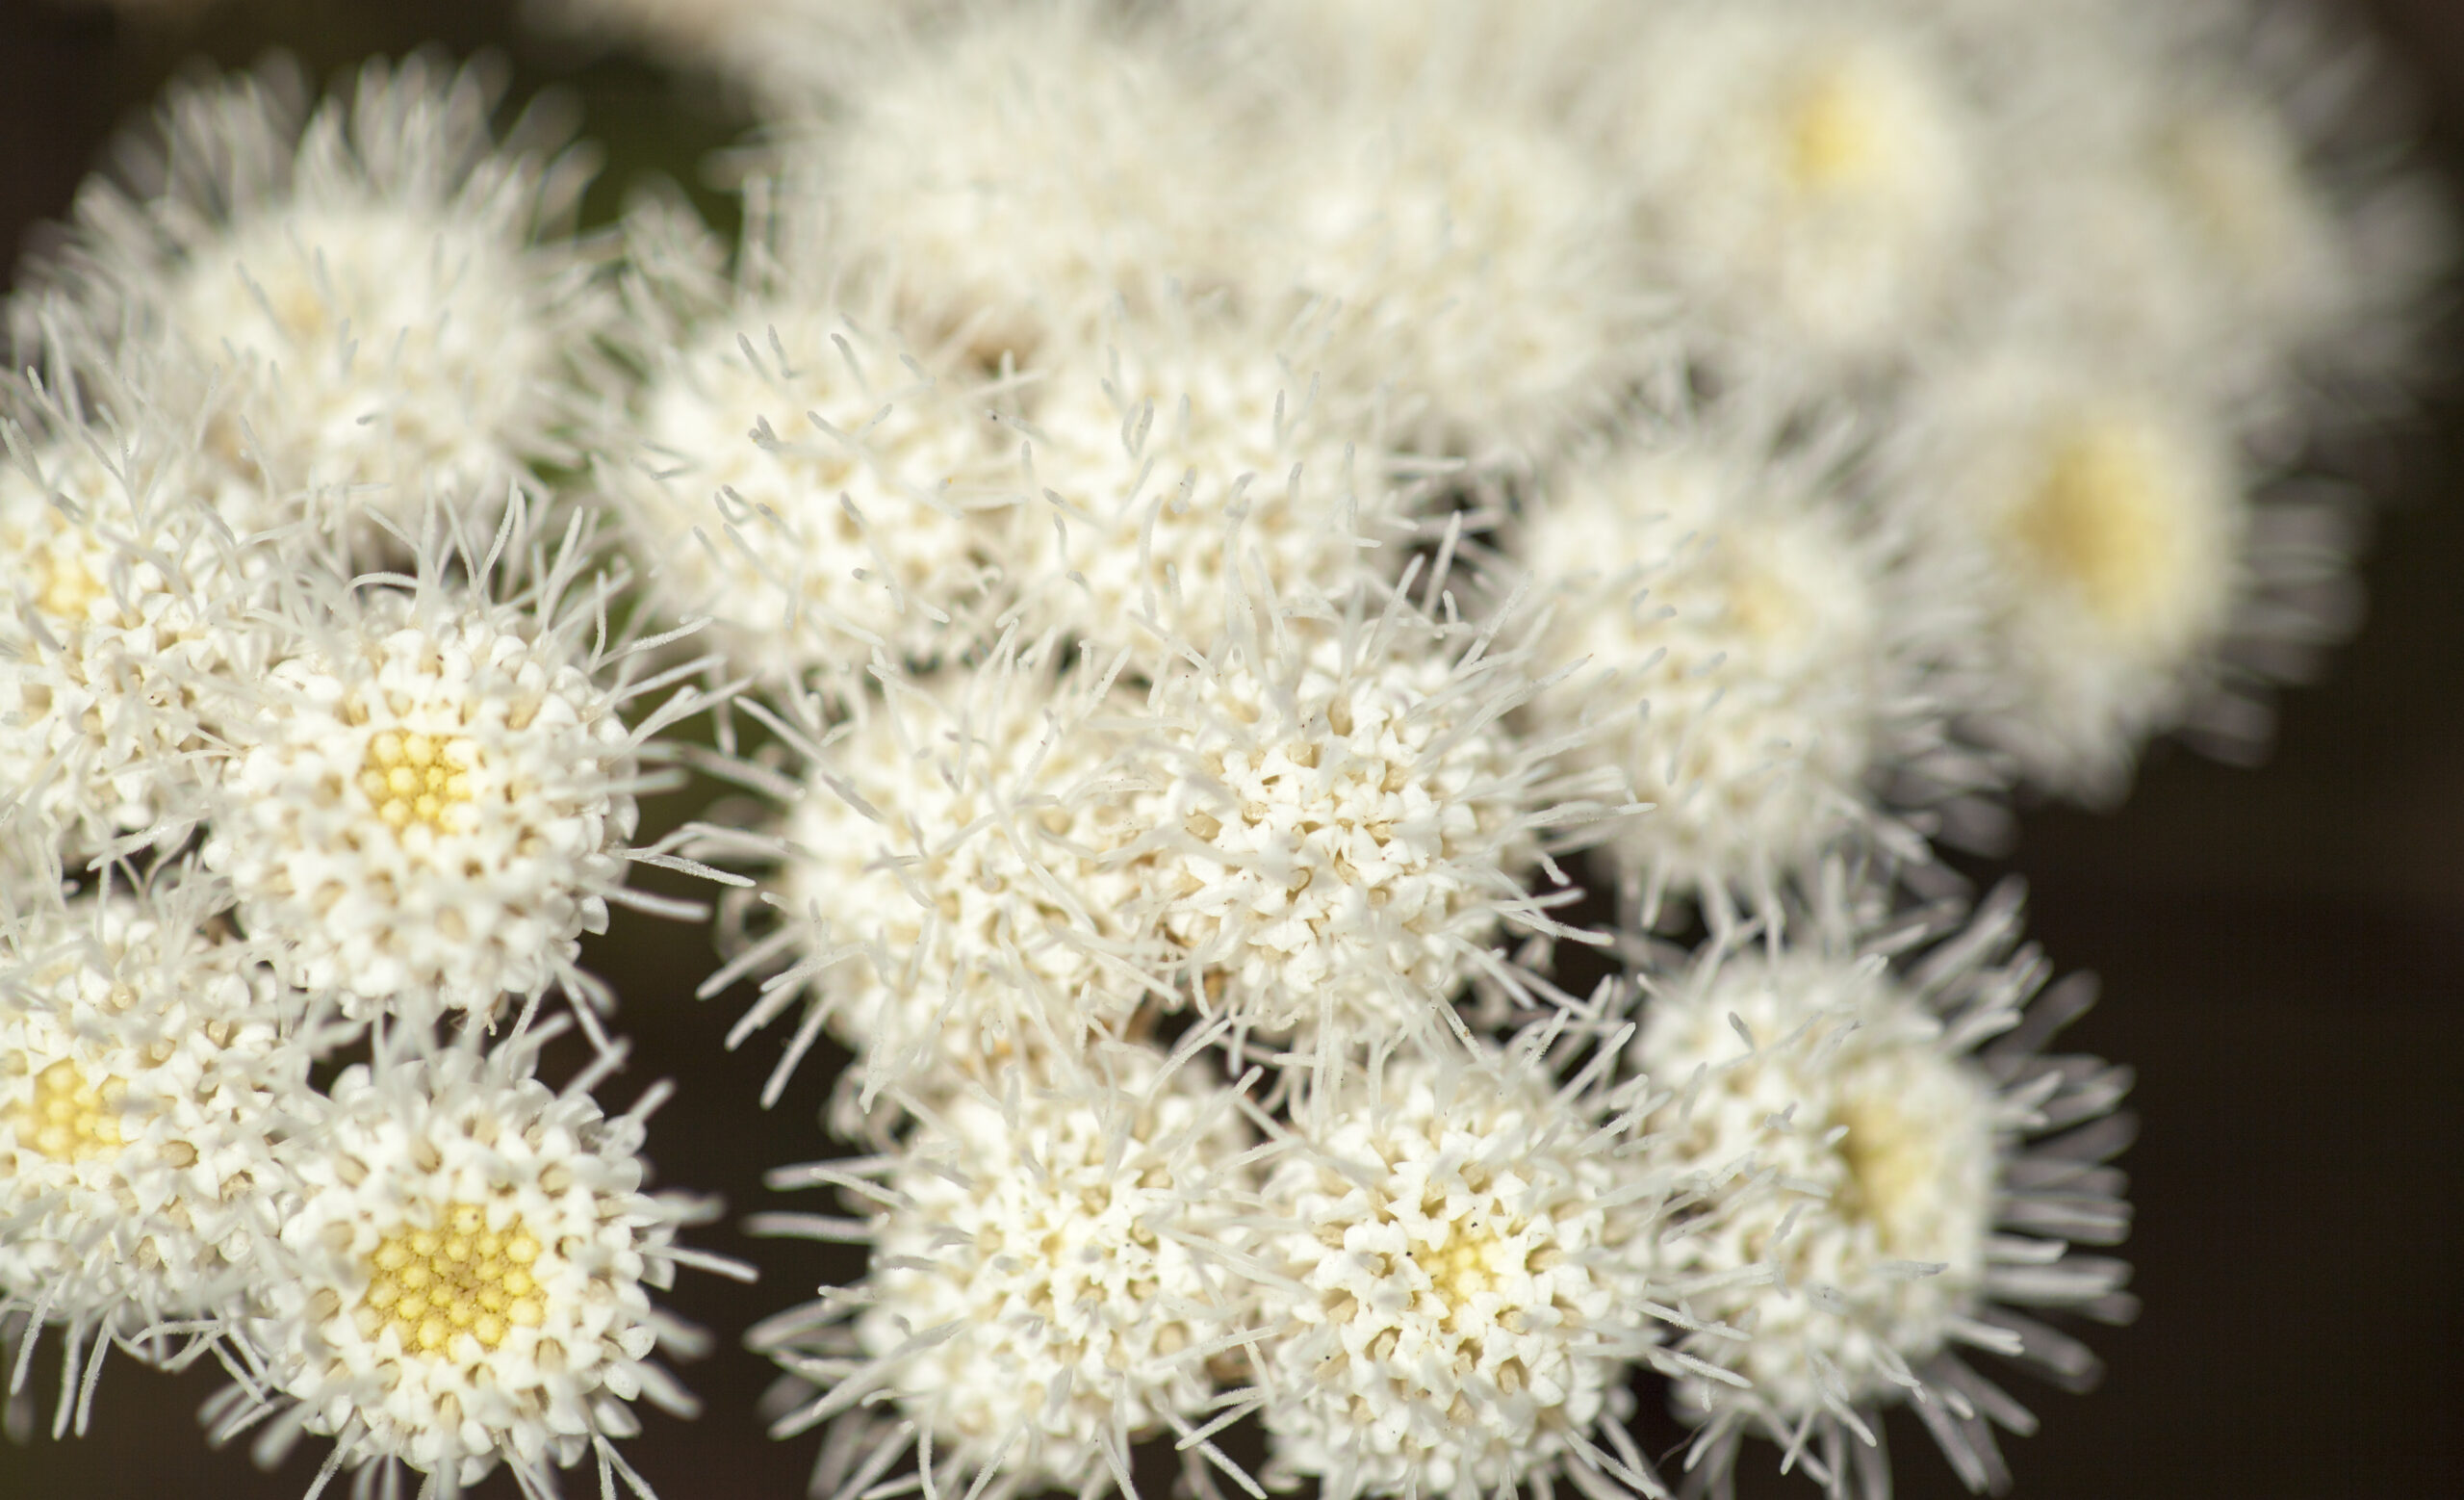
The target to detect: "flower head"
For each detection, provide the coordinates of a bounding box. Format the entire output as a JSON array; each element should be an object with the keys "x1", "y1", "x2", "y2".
[
  {"x1": 1970, "y1": 3, "x2": 2452, "y2": 423},
  {"x1": 1003, "y1": 306, "x2": 1417, "y2": 654},
  {"x1": 23, "y1": 54, "x2": 611, "y2": 556},
  {"x1": 0, "y1": 874, "x2": 310, "y2": 1427},
  {"x1": 1270, "y1": 88, "x2": 1656, "y2": 458},
  {"x1": 1250, "y1": 1030, "x2": 1682, "y2": 1500},
  {"x1": 787, "y1": 0, "x2": 1262, "y2": 365},
  {"x1": 0, "y1": 359, "x2": 269, "y2": 860},
  {"x1": 200, "y1": 505, "x2": 710, "y2": 1025},
  {"x1": 1511, "y1": 417, "x2": 1988, "y2": 926},
  {"x1": 1884, "y1": 349, "x2": 2249, "y2": 800},
  {"x1": 228, "y1": 1027, "x2": 732, "y2": 1491},
  {"x1": 1596, "y1": 1, "x2": 1979, "y2": 377},
  {"x1": 755, "y1": 1036, "x2": 1260, "y2": 1500},
  {"x1": 606, "y1": 209, "x2": 1019, "y2": 691},
  {"x1": 1630, "y1": 872, "x2": 2135, "y2": 1497},
  {"x1": 722, "y1": 638, "x2": 1152, "y2": 1110},
  {"x1": 1113, "y1": 580, "x2": 1627, "y2": 1047}
]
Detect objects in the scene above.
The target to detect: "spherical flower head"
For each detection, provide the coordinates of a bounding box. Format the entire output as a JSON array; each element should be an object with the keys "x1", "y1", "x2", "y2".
[
  {"x1": 1513, "y1": 424, "x2": 1973, "y2": 924},
  {"x1": 608, "y1": 276, "x2": 1017, "y2": 688},
  {"x1": 1971, "y1": 9, "x2": 2448, "y2": 420},
  {"x1": 760, "y1": 1041, "x2": 1258, "y2": 1498},
  {"x1": 2148, "y1": 94, "x2": 2342, "y2": 341},
  {"x1": 1638, "y1": 950, "x2": 1996, "y2": 1417},
  {"x1": 0, "y1": 390, "x2": 270, "y2": 859},
  {"x1": 1272, "y1": 90, "x2": 1655, "y2": 457},
  {"x1": 0, "y1": 880, "x2": 306, "y2": 1360},
  {"x1": 247, "y1": 1036, "x2": 703, "y2": 1488},
  {"x1": 29, "y1": 56, "x2": 608, "y2": 554},
  {"x1": 1889, "y1": 350, "x2": 2246, "y2": 800},
  {"x1": 748, "y1": 645, "x2": 1150, "y2": 1107},
  {"x1": 1007, "y1": 314, "x2": 1414, "y2": 654},
  {"x1": 1597, "y1": 1, "x2": 1975, "y2": 375},
  {"x1": 201, "y1": 555, "x2": 643, "y2": 1022},
  {"x1": 1116, "y1": 591, "x2": 1609, "y2": 1043},
  {"x1": 1632, "y1": 875, "x2": 2135, "y2": 1495},
  {"x1": 1252, "y1": 1041, "x2": 1668, "y2": 1500},
  {"x1": 795, "y1": 0, "x2": 1262, "y2": 364}
]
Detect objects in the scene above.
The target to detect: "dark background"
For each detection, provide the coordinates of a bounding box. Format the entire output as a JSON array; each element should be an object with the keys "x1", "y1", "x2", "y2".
[{"x1": 2, "y1": 1, "x2": 2459, "y2": 1496}]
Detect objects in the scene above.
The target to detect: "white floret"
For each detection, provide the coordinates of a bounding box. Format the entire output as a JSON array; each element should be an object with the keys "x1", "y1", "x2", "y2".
[
  {"x1": 25, "y1": 55, "x2": 609, "y2": 555},
  {"x1": 789, "y1": 0, "x2": 1265, "y2": 365},
  {"x1": 229, "y1": 1031, "x2": 729, "y2": 1492},
  {"x1": 1250, "y1": 1039, "x2": 1674, "y2": 1500},
  {"x1": 1966, "y1": 0, "x2": 2451, "y2": 423},
  {"x1": 1002, "y1": 311, "x2": 1417, "y2": 653},
  {"x1": 1633, "y1": 873, "x2": 2136, "y2": 1497},
  {"x1": 606, "y1": 251, "x2": 1018, "y2": 689},
  {"x1": 754, "y1": 1038, "x2": 1259, "y2": 1500},
  {"x1": 1638, "y1": 951, "x2": 1999, "y2": 1419},
  {"x1": 0, "y1": 879, "x2": 310, "y2": 1427},
  {"x1": 0, "y1": 387, "x2": 270, "y2": 861},
  {"x1": 1270, "y1": 88, "x2": 1656, "y2": 458},
  {"x1": 1591, "y1": 0, "x2": 1979, "y2": 380},
  {"x1": 1882, "y1": 349, "x2": 2247, "y2": 801},
  {"x1": 200, "y1": 517, "x2": 702, "y2": 1025},
  {"x1": 1114, "y1": 585, "x2": 1625, "y2": 1046},
  {"x1": 1511, "y1": 420, "x2": 1985, "y2": 925},
  {"x1": 721, "y1": 641, "x2": 1153, "y2": 1108}
]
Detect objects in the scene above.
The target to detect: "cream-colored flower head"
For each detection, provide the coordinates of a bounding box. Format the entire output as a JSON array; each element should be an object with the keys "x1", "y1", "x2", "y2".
[
  {"x1": 1251, "y1": 1030, "x2": 1680, "y2": 1500},
  {"x1": 1113, "y1": 582, "x2": 1628, "y2": 1047},
  {"x1": 1002, "y1": 306, "x2": 1418, "y2": 655},
  {"x1": 786, "y1": 0, "x2": 1264, "y2": 366},
  {"x1": 1885, "y1": 348, "x2": 2248, "y2": 802},
  {"x1": 1513, "y1": 417, "x2": 1988, "y2": 927},
  {"x1": 201, "y1": 507, "x2": 708, "y2": 1025},
  {"x1": 25, "y1": 54, "x2": 611, "y2": 556},
  {"x1": 0, "y1": 349, "x2": 271, "y2": 861},
  {"x1": 0, "y1": 876, "x2": 308, "y2": 1422},
  {"x1": 1971, "y1": 0, "x2": 2451, "y2": 425},
  {"x1": 1270, "y1": 86, "x2": 1656, "y2": 459},
  {"x1": 1594, "y1": 0, "x2": 1978, "y2": 380},
  {"x1": 755, "y1": 1036, "x2": 1260, "y2": 1500},
  {"x1": 721, "y1": 637, "x2": 1152, "y2": 1110},
  {"x1": 231, "y1": 1028, "x2": 730, "y2": 1492},
  {"x1": 607, "y1": 202, "x2": 1019, "y2": 693},
  {"x1": 1632, "y1": 871, "x2": 2135, "y2": 1497}
]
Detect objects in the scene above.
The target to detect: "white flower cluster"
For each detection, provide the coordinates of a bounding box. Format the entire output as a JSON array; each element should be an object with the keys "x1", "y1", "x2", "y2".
[
  {"x1": 2, "y1": 0, "x2": 2438, "y2": 1494},
  {"x1": 557, "y1": 0, "x2": 2427, "y2": 1497},
  {"x1": 3, "y1": 58, "x2": 747, "y2": 1496}
]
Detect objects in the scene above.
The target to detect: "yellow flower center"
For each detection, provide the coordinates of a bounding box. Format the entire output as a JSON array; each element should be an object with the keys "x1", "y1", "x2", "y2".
[
  {"x1": 13, "y1": 1058, "x2": 126, "y2": 1163},
  {"x1": 361, "y1": 1202, "x2": 547, "y2": 1356},
  {"x1": 1833, "y1": 1090, "x2": 1939, "y2": 1254},
  {"x1": 1784, "y1": 62, "x2": 1889, "y2": 195},
  {"x1": 1412, "y1": 1223, "x2": 1502, "y2": 1306},
  {"x1": 32, "y1": 548, "x2": 108, "y2": 621},
  {"x1": 1722, "y1": 557, "x2": 1814, "y2": 655},
  {"x1": 357, "y1": 729, "x2": 478, "y2": 834},
  {"x1": 2010, "y1": 419, "x2": 2189, "y2": 639}
]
